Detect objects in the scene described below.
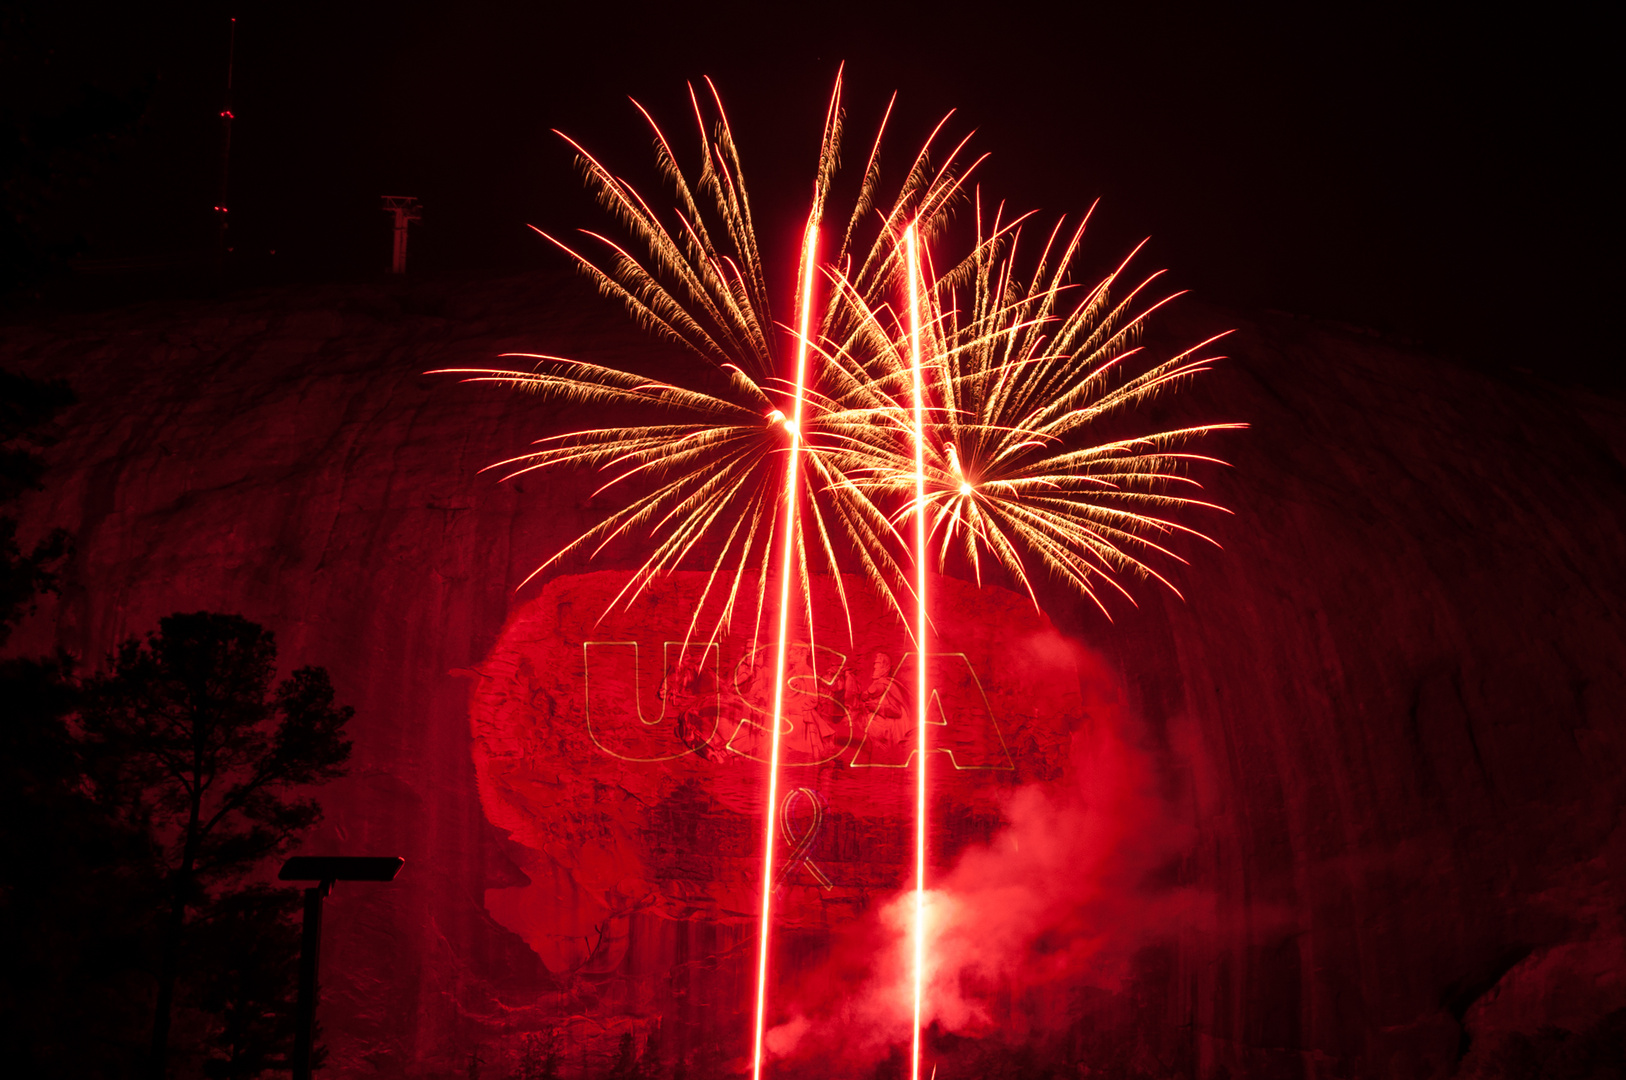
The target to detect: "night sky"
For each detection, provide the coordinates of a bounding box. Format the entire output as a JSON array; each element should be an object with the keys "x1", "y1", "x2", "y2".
[{"x1": 4, "y1": 1, "x2": 1616, "y2": 385}]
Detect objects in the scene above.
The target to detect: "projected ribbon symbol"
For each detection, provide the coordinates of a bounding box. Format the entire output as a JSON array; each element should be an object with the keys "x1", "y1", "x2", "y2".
[{"x1": 774, "y1": 787, "x2": 832, "y2": 890}]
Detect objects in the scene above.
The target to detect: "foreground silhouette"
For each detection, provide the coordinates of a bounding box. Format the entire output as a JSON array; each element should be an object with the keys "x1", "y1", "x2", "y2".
[{"x1": 80, "y1": 612, "x2": 353, "y2": 1079}]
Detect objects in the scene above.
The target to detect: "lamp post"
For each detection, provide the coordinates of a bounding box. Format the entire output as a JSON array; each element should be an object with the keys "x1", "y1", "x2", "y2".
[{"x1": 277, "y1": 856, "x2": 404, "y2": 1080}]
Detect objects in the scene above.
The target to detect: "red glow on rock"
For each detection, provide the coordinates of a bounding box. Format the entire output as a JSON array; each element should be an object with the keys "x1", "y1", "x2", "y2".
[
  {"x1": 762, "y1": 644, "x2": 1217, "y2": 1071},
  {"x1": 466, "y1": 569, "x2": 1089, "y2": 1063}
]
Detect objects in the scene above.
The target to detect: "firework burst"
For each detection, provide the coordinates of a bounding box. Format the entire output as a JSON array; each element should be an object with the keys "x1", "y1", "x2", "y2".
[
  {"x1": 846, "y1": 196, "x2": 1246, "y2": 618},
  {"x1": 439, "y1": 71, "x2": 1241, "y2": 1080},
  {"x1": 436, "y1": 70, "x2": 979, "y2": 649}
]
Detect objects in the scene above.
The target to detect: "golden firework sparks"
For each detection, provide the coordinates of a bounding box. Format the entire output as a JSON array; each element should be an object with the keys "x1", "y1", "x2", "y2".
[
  {"x1": 435, "y1": 70, "x2": 981, "y2": 650},
  {"x1": 439, "y1": 72, "x2": 1242, "y2": 1080},
  {"x1": 847, "y1": 196, "x2": 1246, "y2": 619}
]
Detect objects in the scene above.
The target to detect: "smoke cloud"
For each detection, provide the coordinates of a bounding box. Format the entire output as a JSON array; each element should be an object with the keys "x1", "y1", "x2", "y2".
[{"x1": 766, "y1": 642, "x2": 1214, "y2": 1070}]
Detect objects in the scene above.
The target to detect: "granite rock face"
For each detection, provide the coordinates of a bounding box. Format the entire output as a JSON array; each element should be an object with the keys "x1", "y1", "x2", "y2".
[{"x1": 4, "y1": 272, "x2": 1623, "y2": 1078}]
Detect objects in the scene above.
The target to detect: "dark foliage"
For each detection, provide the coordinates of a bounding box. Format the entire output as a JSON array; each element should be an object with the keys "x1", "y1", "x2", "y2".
[
  {"x1": 191, "y1": 885, "x2": 302, "y2": 1078},
  {"x1": 80, "y1": 611, "x2": 352, "y2": 1078},
  {"x1": 0, "y1": 650, "x2": 158, "y2": 1076},
  {"x1": 518, "y1": 1029, "x2": 564, "y2": 1080},
  {"x1": 2, "y1": 610, "x2": 353, "y2": 1076},
  {"x1": 0, "y1": 368, "x2": 145, "y2": 1074},
  {"x1": 636, "y1": 1023, "x2": 665, "y2": 1080},
  {"x1": 598, "y1": 1028, "x2": 672, "y2": 1080},
  {"x1": 1480, "y1": 1009, "x2": 1626, "y2": 1080},
  {"x1": 603, "y1": 1032, "x2": 638, "y2": 1080},
  {"x1": 0, "y1": 368, "x2": 72, "y2": 645},
  {"x1": 3, "y1": 378, "x2": 354, "y2": 1080},
  {"x1": 83, "y1": 615, "x2": 352, "y2": 867}
]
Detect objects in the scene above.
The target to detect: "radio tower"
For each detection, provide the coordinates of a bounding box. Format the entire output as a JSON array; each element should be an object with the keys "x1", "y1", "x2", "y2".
[{"x1": 214, "y1": 17, "x2": 236, "y2": 273}]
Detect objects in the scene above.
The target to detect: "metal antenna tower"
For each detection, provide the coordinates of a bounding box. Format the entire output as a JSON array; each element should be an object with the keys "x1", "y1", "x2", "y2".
[{"x1": 214, "y1": 16, "x2": 237, "y2": 270}]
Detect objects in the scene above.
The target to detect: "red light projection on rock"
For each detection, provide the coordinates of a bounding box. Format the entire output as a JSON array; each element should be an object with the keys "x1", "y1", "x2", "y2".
[
  {"x1": 775, "y1": 788, "x2": 832, "y2": 889},
  {"x1": 466, "y1": 569, "x2": 1083, "y2": 1058},
  {"x1": 442, "y1": 72, "x2": 1241, "y2": 1072},
  {"x1": 581, "y1": 639, "x2": 1012, "y2": 772}
]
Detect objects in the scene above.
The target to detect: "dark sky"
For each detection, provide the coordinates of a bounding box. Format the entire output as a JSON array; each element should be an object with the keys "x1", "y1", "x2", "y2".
[{"x1": 4, "y1": 1, "x2": 1616, "y2": 384}]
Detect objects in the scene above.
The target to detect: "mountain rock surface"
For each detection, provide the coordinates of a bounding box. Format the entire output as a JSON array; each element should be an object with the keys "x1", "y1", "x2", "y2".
[{"x1": 4, "y1": 272, "x2": 1623, "y2": 1078}]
